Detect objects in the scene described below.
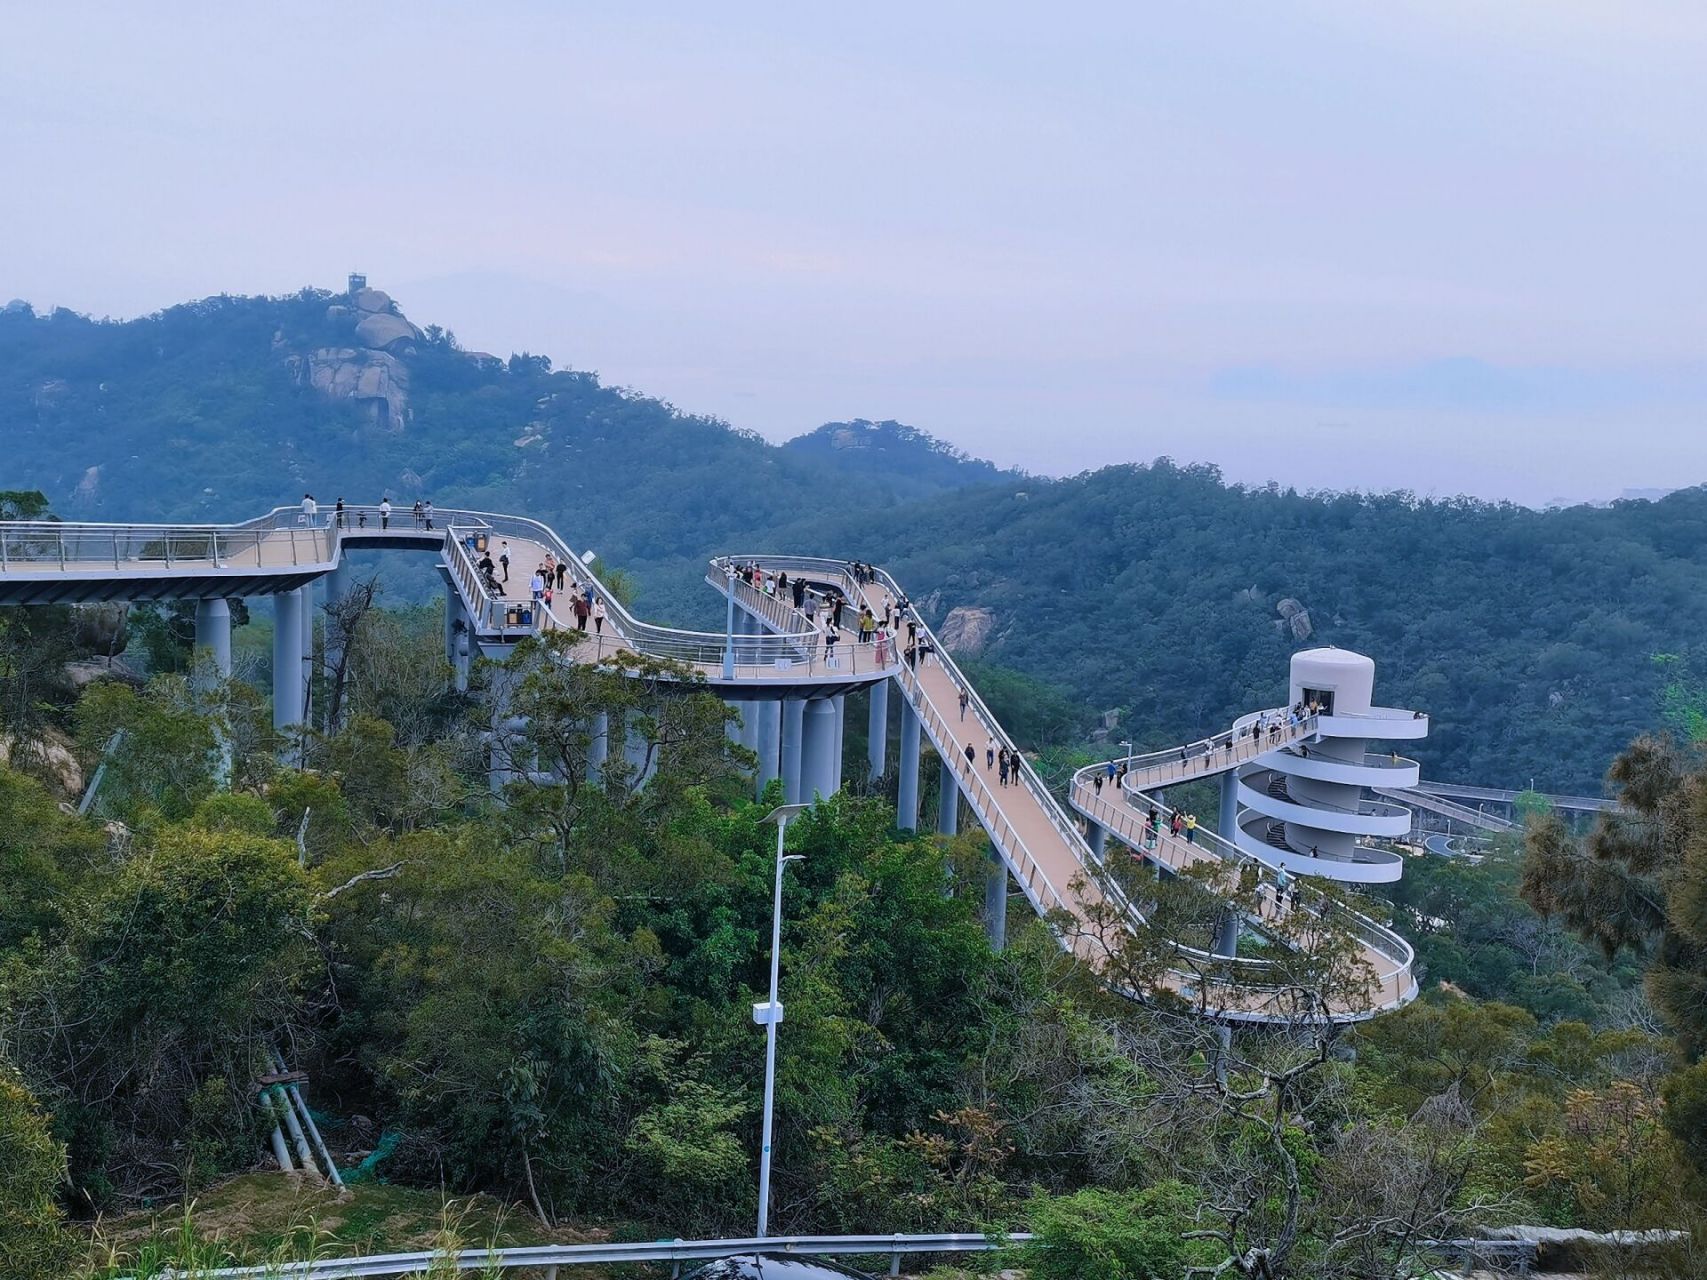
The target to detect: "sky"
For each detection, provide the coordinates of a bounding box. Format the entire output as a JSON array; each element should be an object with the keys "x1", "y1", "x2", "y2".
[{"x1": 2, "y1": 2, "x2": 1704, "y2": 504}]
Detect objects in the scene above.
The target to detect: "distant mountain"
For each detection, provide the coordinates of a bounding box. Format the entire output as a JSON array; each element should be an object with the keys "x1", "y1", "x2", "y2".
[
  {"x1": 5, "y1": 283, "x2": 1707, "y2": 792},
  {"x1": 782, "y1": 419, "x2": 1013, "y2": 496}
]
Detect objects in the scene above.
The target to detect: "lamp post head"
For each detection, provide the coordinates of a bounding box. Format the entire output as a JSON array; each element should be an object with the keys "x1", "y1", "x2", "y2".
[{"x1": 763, "y1": 803, "x2": 810, "y2": 827}]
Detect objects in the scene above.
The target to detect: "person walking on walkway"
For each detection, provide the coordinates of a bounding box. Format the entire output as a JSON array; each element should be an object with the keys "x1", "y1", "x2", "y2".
[
  {"x1": 1170, "y1": 811, "x2": 1183, "y2": 839},
  {"x1": 379, "y1": 496, "x2": 392, "y2": 529},
  {"x1": 498, "y1": 541, "x2": 510, "y2": 581},
  {"x1": 986, "y1": 736, "x2": 995, "y2": 770},
  {"x1": 556, "y1": 561, "x2": 567, "y2": 591},
  {"x1": 1185, "y1": 813, "x2": 1198, "y2": 844},
  {"x1": 958, "y1": 689, "x2": 969, "y2": 721},
  {"x1": 1106, "y1": 759, "x2": 1117, "y2": 781},
  {"x1": 874, "y1": 627, "x2": 889, "y2": 665},
  {"x1": 592, "y1": 596, "x2": 606, "y2": 635},
  {"x1": 1093, "y1": 772, "x2": 1103, "y2": 796},
  {"x1": 530, "y1": 569, "x2": 545, "y2": 601},
  {"x1": 302, "y1": 493, "x2": 318, "y2": 523},
  {"x1": 1145, "y1": 806, "x2": 1159, "y2": 850},
  {"x1": 334, "y1": 497, "x2": 345, "y2": 527},
  {"x1": 422, "y1": 500, "x2": 435, "y2": 530},
  {"x1": 964, "y1": 741, "x2": 976, "y2": 772},
  {"x1": 998, "y1": 750, "x2": 1010, "y2": 787},
  {"x1": 824, "y1": 627, "x2": 839, "y2": 663},
  {"x1": 573, "y1": 595, "x2": 590, "y2": 631}
]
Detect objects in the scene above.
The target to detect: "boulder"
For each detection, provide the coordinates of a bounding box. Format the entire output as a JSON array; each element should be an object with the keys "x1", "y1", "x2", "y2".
[
  {"x1": 68, "y1": 603, "x2": 128, "y2": 658},
  {"x1": 301, "y1": 347, "x2": 410, "y2": 432},
  {"x1": 354, "y1": 311, "x2": 424, "y2": 351},
  {"x1": 939, "y1": 605, "x2": 996, "y2": 656}
]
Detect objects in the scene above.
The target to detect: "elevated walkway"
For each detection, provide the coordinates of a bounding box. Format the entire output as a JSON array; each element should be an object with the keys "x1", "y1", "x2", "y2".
[{"x1": 0, "y1": 506, "x2": 1417, "y2": 1024}]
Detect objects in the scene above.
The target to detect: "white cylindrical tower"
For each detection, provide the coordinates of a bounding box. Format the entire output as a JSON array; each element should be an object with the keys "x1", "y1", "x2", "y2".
[{"x1": 1233, "y1": 647, "x2": 1427, "y2": 884}]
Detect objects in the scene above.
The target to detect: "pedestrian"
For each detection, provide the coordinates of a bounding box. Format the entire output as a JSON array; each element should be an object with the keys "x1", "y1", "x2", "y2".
[
  {"x1": 998, "y1": 750, "x2": 1010, "y2": 787},
  {"x1": 1170, "y1": 811, "x2": 1183, "y2": 838},
  {"x1": 379, "y1": 496, "x2": 391, "y2": 529},
  {"x1": 1145, "y1": 806, "x2": 1159, "y2": 849},
  {"x1": 986, "y1": 736, "x2": 995, "y2": 770},
  {"x1": 301, "y1": 492, "x2": 318, "y2": 522},
  {"x1": 573, "y1": 595, "x2": 590, "y2": 631},
  {"x1": 874, "y1": 628, "x2": 889, "y2": 665},
  {"x1": 906, "y1": 615, "x2": 918, "y2": 645},
  {"x1": 592, "y1": 596, "x2": 606, "y2": 635},
  {"x1": 832, "y1": 595, "x2": 845, "y2": 630},
  {"x1": 530, "y1": 569, "x2": 545, "y2": 601},
  {"x1": 499, "y1": 540, "x2": 510, "y2": 581},
  {"x1": 556, "y1": 561, "x2": 567, "y2": 591},
  {"x1": 859, "y1": 609, "x2": 874, "y2": 642},
  {"x1": 334, "y1": 497, "x2": 345, "y2": 527},
  {"x1": 357, "y1": 509, "x2": 368, "y2": 528},
  {"x1": 905, "y1": 642, "x2": 918, "y2": 669},
  {"x1": 422, "y1": 500, "x2": 434, "y2": 530},
  {"x1": 958, "y1": 688, "x2": 969, "y2": 721},
  {"x1": 1093, "y1": 773, "x2": 1103, "y2": 795},
  {"x1": 824, "y1": 627, "x2": 839, "y2": 662},
  {"x1": 411, "y1": 500, "x2": 423, "y2": 526},
  {"x1": 1185, "y1": 813, "x2": 1198, "y2": 844},
  {"x1": 964, "y1": 741, "x2": 975, "y2": 771},
  {"x1": 793, "y1": 578, "x2": 806, "y2": 609},
  {"x1": 1106, "y1": 759, "x2": 1117, "y2": 781}
]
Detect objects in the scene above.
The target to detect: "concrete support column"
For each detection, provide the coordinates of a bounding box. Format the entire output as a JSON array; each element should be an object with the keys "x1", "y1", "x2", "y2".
[
  {"x1": 755, "y1": 699, "x2": 782, "y2": 798},
  {"x1": 1219, "y1": 771, "x2": 1239, "y2": 838},
  {"x1": 867, "y1": 679, "x2": 889, "y2": 778},
  {"x1": 588, "y1": 711, "x2": 609, "y2": 787},
  {"x1": 196, "y1": 597, "x2": 233, "y2": 786},
  {"x1": 831, "y1": 695, "x2": 845, "y2": 791},
  {"x1": 1213, "y1": 905, "x2": 1240, "y2": 1083},
  {"x1": 194, "y1": 598, "x2": 232, "y2": 684},
  {"x1": 801, "y1": 699, "x2": 838, "y2": 802},
  {"x1": 984, "y1": 850, "x2": 1009, "y2": 951},
  {"x1": 725, "y1": 701, "x2": 743, "y2": 746},
  {"x1": 897, "y1": 698, "x2": 921, "y2": 831},
  {"x1": 444, "y1": 578, "x2": 463, "y2": 667},
  {"x1": 272, "y1": 589, "x2": 304, "y2": 763},
  {"x1": 299, "y1": 580, "x2": 314, "y2": 732},
  {"x1": 624, "y1": 711, "x2": 655, "y2": 788},
  {"x1": 781, "y1": 698, "x2": 806, "y2": 805},
  {"x1": 1086, "y1": 820, "x2": 1107, "y2": 864},
  {"x1": 937, "y1": 756, "x2": 959, "y2": 835}
]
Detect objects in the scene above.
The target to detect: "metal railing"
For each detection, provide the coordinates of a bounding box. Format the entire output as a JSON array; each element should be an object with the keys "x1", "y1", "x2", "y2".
[
  {"x1": 0, "y1": 517, "x2": 335, "y2": 573},
  {"x1": 127, "y1": 1231, "x2": 1031, "y2": 1280},
  {"x1": 1116, "y1": 709, "x2": 1317, "y2": 790},
  {"x1": 1071, "y1": 763, "x2": 1415, "y2": 998}
]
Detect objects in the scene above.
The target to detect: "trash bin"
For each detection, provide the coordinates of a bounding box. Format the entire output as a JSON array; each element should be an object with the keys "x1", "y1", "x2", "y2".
[{"x1": 476, "y1": 534, "x2": 488, "y2": 553}]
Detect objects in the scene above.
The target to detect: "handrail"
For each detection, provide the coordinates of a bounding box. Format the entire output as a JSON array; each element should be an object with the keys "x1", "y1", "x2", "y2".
[
  {"x1": 1072, "y1": 761, "x2": 1414, "y2": 991},
  {"x1": 126, "y1": 1231, "x2": 1031, "y2": 1280}
]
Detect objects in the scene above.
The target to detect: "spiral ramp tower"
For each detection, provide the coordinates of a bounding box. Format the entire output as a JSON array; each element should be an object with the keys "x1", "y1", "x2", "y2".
[{"x1": 1231, "y1": 648, "x2": 1426, "y2": 884}]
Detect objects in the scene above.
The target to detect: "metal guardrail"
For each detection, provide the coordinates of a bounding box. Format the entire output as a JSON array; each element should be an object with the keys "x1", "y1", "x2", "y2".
[{"x1": 132, "y1": 1231, "x2": 1030, "y2": 1280}]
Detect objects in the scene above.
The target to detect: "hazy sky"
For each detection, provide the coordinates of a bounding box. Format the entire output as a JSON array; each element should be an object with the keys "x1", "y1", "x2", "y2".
[{"x1": 4, "y1": 2, "x2": 1704, "y2": 503}]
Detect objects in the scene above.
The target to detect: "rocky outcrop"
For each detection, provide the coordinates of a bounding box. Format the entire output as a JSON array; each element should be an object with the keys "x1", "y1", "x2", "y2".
[
  {"x1": 1275, "y1": 597, "x2": 1313, "y2": 642},
  {"x1": 293, "y1": 345, "x2": 410, "y2": 433},
  {"x1": 938, "y1": 606, "x2": 996, "y2": 656},
  {"x1": 289, "y1": 282, "x2": 422, "y2": 433}
]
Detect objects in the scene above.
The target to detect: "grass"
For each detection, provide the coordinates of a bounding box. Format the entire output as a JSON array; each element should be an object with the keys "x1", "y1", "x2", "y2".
[{"x1": 79, "y1": 1173, "x2": 609, "y2": 1278}]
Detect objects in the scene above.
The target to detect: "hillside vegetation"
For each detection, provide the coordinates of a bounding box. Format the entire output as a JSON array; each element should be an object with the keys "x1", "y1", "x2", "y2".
[{"x1": 4, "y1": 286, "x2": 1704, "y2": 793}]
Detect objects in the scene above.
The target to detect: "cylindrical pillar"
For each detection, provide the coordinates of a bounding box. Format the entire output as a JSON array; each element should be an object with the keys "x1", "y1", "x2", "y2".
[
  {"x1": 194, "y1": 598, "x2": 232, "y2": 684},
  {"x1": 444, "y1": 577, "x2": 463, "y2": 667},
  {"x1": 897, "y1": 699, "x2": 921, "y2": 831},
  {"x1": 589, "y1": 711, "x2": 609, "y2": 786},
  {"x1": 867, "y1": 679, "x2": 889, "y2": 778},
  {"x1": 1219, "y1": 771, "x2": 1238, "y2": 838},
  {"x1": 984, "y1": 850, "x2": 1008, "y2": 951},
  {"x1": 625, "y1": 711, "x2": 655, "y2": 787},
  {"x1": 831, "y1": 695, "x2": 845, "y2": 790},
  {"x1": 299, "y1": 580, "x2": 315, "y2": 732},
  {"x1": 1086, "y1": 821, "x2": 1107, "y2": 863},
  {"x1": 801, "y1": 699, "x2": 838, "y2": 801},
  {"x1": 781, "y1": 699, "x2": 806, "y2": 804},
  {"x1": 755, "y1": 699, "x2": 782, "y2": 798},
  {"x1": 937, "y1": 756, "x2": 959, "y2": 835},
  {"x1": 272, "y1": 589, "x2": 304, "y2": 761}
]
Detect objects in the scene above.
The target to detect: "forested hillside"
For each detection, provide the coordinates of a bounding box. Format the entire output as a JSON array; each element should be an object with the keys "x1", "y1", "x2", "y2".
[{"x1": 4, "y1": 286, "x2": 1705, "y2": 791}]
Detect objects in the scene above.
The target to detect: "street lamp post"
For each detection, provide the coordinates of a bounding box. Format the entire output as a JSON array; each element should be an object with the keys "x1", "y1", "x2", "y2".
[
  {"x1": 755, "y1": 802, "x2": 809, "y2": 1238},
  {"x1": 1119, "y1": 739, "x2": 1133, "y2": 765}
]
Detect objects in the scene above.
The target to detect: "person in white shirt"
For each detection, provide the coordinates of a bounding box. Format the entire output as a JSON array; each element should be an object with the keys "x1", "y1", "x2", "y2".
[
  {"x1": 592, "y1": 597, "x2": 607, "y2": 634},
  {"x1": 301, "y1": 493, "x2": 318, "y2": 522},
  {"x1": 379, "y1": 496, "x2": 392, "y2": 530}
]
